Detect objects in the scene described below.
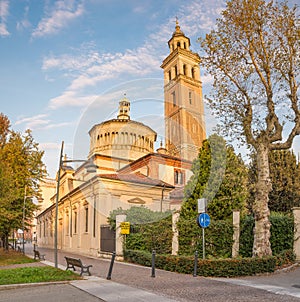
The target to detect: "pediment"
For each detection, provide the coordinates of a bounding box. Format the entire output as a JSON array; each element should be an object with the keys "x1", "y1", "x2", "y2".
[{"x1": 127, "y1": 197, "x2": 146, "y2": 204}]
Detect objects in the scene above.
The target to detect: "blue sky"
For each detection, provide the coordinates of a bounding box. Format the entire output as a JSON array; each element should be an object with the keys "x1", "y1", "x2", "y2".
[{"x1": 1, "y1": 0, "x2": 299, "y2": 177}]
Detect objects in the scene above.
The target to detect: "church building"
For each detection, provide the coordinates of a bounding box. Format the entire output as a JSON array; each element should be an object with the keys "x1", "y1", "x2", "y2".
[{"x1": 36, "y1": 21, "x2": 206, "y2": 257}]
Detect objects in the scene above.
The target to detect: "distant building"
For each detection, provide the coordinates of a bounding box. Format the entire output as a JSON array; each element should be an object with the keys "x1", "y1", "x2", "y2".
[{"x1": 36, "y1": 21, "x2": 206, "y2": 257}]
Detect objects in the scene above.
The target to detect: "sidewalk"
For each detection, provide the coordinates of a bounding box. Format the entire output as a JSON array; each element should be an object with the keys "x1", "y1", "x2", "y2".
[{"x1": 1, "y1": 244, "x2": 300, "y2": 302}]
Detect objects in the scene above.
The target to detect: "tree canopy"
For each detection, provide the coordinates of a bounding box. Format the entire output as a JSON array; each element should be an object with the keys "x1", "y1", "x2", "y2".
[
  {"x1": 0, "y1": 113, "x2": 46, "y2": 247},
  {"x1": 180, "y1": 134, "x2": 248, "y2": 220},
  {"x1": 199, "y1": 0, "x2": 299, "y2": 257}
]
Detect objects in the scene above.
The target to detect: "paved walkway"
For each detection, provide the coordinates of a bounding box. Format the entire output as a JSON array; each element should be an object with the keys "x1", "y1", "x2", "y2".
[{"x1": 1, "y1": 244, "x2": 300, "y2": 301}]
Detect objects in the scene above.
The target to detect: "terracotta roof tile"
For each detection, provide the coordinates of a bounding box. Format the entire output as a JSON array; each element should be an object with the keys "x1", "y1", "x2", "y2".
[{"x1": 99, "y1": 172, "x2": 174, "y2": 188}]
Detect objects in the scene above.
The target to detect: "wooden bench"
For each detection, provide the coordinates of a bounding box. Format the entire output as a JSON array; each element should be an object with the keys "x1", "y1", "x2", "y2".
[
  {"x1": 64, "y1": 256, "x2": 92, "y2": 276},
  {"x1": 17, "y1": 246, "x2": 23, "y2": 253},
  {"x1": 34, "y1": 250, "x2": 45, "y2": 260}
]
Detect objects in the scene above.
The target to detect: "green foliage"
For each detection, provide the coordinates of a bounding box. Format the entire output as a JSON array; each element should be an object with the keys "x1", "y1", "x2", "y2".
[
  {"x1": 0, "y1": 267, "x2": 81, "y2": 285},
  {"x1": 239, "y1": 215, "x2": 254, "y2": 258},
  {"x1": 248, "y1": 150, "x2": 300, "y2": 213},
  {"x1": 199, "y1": 0, "x2": 299, "y2": 257},
  {"x1": 205, "y1": 220, "x2": 233, "y2": 258},
  {"x1": 269, "y1": 150, "x2": 300, "y2": 212},
  {"x1": 108, "y1": 206, "x2": 170, "y2": 229},
  {"x1": 181, "y1": 135, "x2": 248, "y2": 222},
  {"x1": 239, "y1": 213, "x2": 294, "y2": 257},
  {"x1": 124, "y1": 249, "x2": 280, "y2": 277},
  {"x1": 178, "y1": 135, "x2": 248, "y2": 257},
  {"x1": 177, "y1": 217, "x2": 233, "y2": 258},
  {"x1": 0, "y1": 114, "x2": 47, "y2": 245},
  {"x1": 108, "y1": 206, "x2": 172, "y2": 254},
  {"x1": 270, "y1": 212, "x2": 294, "y2": 254}
]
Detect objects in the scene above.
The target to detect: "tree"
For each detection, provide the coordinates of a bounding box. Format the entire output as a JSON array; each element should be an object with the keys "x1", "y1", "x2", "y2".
[
  {"x1": 183, "y1": 134, "x2": 248, "y2": 220},
  {"x1": 199, "y1": 0, "x2": 299, "y2": 257},
  {"x1": 177, "y1": 135, "x2": 248, "y2": 254},
  {"x1": 0, "y1": 114, "x2": 47, "y2": 248}
]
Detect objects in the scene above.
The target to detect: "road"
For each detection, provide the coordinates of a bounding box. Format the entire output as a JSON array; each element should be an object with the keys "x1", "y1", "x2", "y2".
[{"x1": 0, "y1": 243, "x2": 300, "y2": 302}]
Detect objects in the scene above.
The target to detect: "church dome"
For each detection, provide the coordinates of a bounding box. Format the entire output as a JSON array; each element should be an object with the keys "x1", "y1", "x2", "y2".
[{"x1": 88, "y1": 97, "x2": 157, "y2": 161}]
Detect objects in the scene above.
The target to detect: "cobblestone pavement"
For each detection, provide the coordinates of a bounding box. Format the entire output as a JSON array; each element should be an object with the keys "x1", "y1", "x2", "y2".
[
  {"x1": 1, "y1": 244, "x2": 300, "y2": 302},
  {"x1": 24, "y1": 245, "x2": 300, "y2": 302}
]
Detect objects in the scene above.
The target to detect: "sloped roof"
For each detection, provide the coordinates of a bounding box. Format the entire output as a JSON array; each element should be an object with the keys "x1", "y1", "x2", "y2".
[
  {"x1": 99, "y1": 171, "x2": 174, "y2": 188},
  {"x1": 118, "y1": 152, "x2": 192, "y2": 174}
]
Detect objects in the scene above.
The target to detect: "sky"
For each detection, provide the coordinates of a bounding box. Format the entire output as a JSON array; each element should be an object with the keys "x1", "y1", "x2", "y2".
[{"x1": 0, "y1": 0, "x2": 299, "y2": 178}]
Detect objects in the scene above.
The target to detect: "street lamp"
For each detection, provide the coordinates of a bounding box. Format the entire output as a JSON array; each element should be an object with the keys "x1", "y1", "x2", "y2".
[
  {"x1": 22, "y1": 186, "x2": 38, "y2": 254},
  {"x1": 22, "y1": 186, "x2": 27, "y2": 254},
  {"x1": 54, "y1": 141, "x2": 97, "y2": 268}
]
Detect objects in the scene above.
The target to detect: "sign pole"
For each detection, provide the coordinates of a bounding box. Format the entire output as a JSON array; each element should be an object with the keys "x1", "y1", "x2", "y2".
[
  {"x1": 197, "y1": 212, "x2": 210, "y2": 260},
  {"x1": 202, "y1": 227, "x2": 205, "y2": 260}
]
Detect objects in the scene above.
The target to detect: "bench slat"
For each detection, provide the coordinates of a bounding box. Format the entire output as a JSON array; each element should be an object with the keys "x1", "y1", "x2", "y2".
[
  {"x1": 34, "y1": 250, "x2": 45, "y2": 260},
  {"x1": 64, "y1": 256, "x2": 92, "y2": 276}
]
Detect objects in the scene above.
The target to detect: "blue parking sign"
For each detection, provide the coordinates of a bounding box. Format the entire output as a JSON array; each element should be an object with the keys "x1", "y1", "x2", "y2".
[{"x1": 197, "y1": 213, "x2": 211, "y2": 228}]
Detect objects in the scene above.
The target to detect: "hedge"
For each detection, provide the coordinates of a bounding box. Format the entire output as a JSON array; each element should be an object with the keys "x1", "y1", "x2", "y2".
[
  {"x1": 239, "y1": 213, "x2": 294, "y2": 257},
  {"x1": 123, "y1": 249, "x2": 294, "y2": 277}
]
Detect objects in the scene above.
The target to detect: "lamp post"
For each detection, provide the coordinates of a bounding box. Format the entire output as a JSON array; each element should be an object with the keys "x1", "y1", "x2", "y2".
[
  {"x1": 54, "y1": 141, "x2": 97, "y2": 268},
  {"x1": 22, "y1": 186, "x2": 27, "y2": 254},
  {"x1": 22, "y1": 186, "x2": 38, "y2": 254}
]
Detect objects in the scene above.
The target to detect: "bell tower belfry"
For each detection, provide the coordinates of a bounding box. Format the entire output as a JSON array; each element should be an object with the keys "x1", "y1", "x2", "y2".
[{"x1": 161, "y1": 20, "x2": 206, "y2": 161}]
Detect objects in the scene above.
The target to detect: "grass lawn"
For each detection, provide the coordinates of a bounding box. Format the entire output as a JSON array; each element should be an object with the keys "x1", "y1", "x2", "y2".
[
  {"x1": 0, "y1": 249, "x2": 35, "y2": 266},
  {"x1": 0, "y1": 249, "x2": 81, "y2": 285},
  {"x1": 0, "y1": 266, "x2": 82, "y2": 285}
]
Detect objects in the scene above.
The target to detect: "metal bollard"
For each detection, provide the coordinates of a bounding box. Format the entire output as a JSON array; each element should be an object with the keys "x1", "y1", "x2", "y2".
[
  {"x1": 193, "y1": 250, "x2": 198, "y2": 277},
  {"x1": 151, "y1": 250, "x2": 156, "y2": 278},
  {"x1": 106, "y1": 251, "x2": 116, "y2": 280}
]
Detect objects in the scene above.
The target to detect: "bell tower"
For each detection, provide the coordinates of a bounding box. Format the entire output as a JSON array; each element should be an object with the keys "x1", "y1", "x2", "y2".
[{"x1": 161, "y1": 20, "x2": 206, "y2": 161}]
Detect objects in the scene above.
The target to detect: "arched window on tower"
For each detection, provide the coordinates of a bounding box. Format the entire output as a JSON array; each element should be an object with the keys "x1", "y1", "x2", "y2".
[
  {"x1": 184, "y1": 42, "x2": 186, "y2": 49},
  {"x1": 168, "y1": 70, "x2": 171, "y2": 81},
  {"x1": 174, "y1": 65, "x2": 177, "y2": 76},
  {"x1": 183, "y1": 64, "x2": 186, "y2": 76},
  {"x1": 172, "y1": 91, "x2": 176, "y2": 107},
  {"x1": 191, "y1": 67, "x2": 195, "y2": 79},
  {"x1": 177, "y1": 41, "x2": 180, "y2": 48}
]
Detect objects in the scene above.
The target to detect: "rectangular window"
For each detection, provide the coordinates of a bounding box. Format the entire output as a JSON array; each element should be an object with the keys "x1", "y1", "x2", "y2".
[
  {"x1": 172, "y1": 91, "x2": 176, "y2": 107},
  {"x1": 66, "y1": 214, "x2": 69, "y2": 235},
  {"x1": 189, "y1": 91, "x2": 192, "y2": 104},
  {"x1": 174, "y1": 169, "x2": 185, "y2": 185},
  {"x1": 74, "y1": 212, "x2": 77, "y2": 234},
  {"x1": 93, "y1": 199, "x2": 96, "y2": 237},
  {"x1": 85, "y1": 207, "x2": 89, "y2": 233}
]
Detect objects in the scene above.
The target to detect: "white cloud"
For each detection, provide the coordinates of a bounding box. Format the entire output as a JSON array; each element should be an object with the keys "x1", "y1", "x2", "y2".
[
  {"x1": 15, "y1": 114, "x2": 50, "y2": 128},
  {"x1": 15, "y1": 113, "x2": 73, "y2": 130},
  {"x1": 43, "y1": 0, "x2": 224, "y2": 110},
  {"x1": 48, "y1": 90, "x2": 98, "y2": 110},
  {"x1": 0, "y1": 0, "x2": 9, "y2": 36},
  {"x1": 32, "y1": 0, "x2": 85, "y2": 38}
]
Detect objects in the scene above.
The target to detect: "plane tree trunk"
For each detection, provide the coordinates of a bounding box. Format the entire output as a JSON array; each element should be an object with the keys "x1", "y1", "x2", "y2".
[{"x1": 252, "y1": 144, "x2": 272, "y2": 257}]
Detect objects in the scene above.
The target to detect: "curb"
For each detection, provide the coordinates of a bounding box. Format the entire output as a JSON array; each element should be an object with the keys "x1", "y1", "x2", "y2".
[{"x1": 0, "y1": 280, "x2": 71, "y2": 291}]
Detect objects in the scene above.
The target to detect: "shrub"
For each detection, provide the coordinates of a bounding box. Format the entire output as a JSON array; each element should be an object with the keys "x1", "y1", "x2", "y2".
[
  {"x1": 124, "y1": 249, "x2": 278, "y2": 277},
  {"x1": 239, "y1": 213, "x2": 294, "y2": 257}
]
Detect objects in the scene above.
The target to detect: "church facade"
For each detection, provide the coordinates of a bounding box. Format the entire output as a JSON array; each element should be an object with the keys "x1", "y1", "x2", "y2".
[{"x1": 36, "y1": 22, "x2": 206, "y2": 257}]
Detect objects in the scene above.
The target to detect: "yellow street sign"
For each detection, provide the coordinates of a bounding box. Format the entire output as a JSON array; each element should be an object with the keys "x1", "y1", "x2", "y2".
[{"x1": 120, "y1": 222, "x2": 130, "y2": 234}]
